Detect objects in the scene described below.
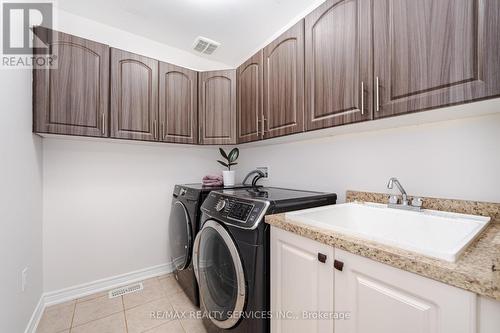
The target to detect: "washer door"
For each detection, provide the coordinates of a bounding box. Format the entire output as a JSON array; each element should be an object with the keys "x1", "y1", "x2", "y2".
[
  {"x1": 193, "y1": 220, "x2": 246, "y2": 329},
  {"x1": 168, "y1": 201, "x2": 193, "y2": 271}
]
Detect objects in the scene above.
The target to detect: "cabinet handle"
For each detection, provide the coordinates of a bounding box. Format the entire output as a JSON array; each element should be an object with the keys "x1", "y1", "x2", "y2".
[
  {"x1": 334, "y1": 260, "x2": 344, "y2": 271},
  {"x1": 375, "y1": 76, "x2": 380, "y2": 112},
  {"x1": 101, "y1": 113, "x2": 105, "y2": 135},
  {"x1": 360, "y1": 81, "x2": 364, "y2": 115},
  {"x1": 198, "y1": 119, "x2": 202, "y2": 143},
  {"x1": 318, "y1": 253, "x2": 327, "y2": 263},
  {"x1": 161, "y1": 122, "x2": 165, "y2": 140},
  {"x1": 262, "y1": 116, "x2": 267, "y2": 138},
  {"x1": 153, "y1": 120, "x2": 157, "y2": 139}
]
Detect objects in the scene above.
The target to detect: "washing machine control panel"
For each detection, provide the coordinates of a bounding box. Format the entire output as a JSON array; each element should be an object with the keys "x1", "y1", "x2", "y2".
[
  {"x1": 202, "y1": 192, "x2": 270, "y2": 229},
  {"x1": 227, "y1": 201, "x2": 254, "y2": 220}
]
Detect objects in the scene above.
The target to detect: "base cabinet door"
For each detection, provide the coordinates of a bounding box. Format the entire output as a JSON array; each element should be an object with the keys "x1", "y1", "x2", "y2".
[
  {"x1": 110, "y1": 48, "x2": 159, "y2": 141},
  {"x1": 373, "y1": 0, "x2": 500, "y2": 118},
  {"x1": 158, "y1": 62, "x2": 198, "y2": 144},
  {"x1": 271, "y1": 227, "x2": 334, "y2": 333},
  {"x1": 198, "y1": 70, "x2": 237, "y2": 145},
  {"x1": 263, "y1": 20, "x2": 305, "y2": 139},
  {"x1": 305, "y1": 0, "x2": 372, "y2": 130},
  {"x1": 237, "y1": 51, "x2": 263, "y2": 143},
  {"x1": 33, "y1": 28, "x2": 110, "y2": 137},
  {"x1": 334, "y1": 249, "x2": 476, "y2": 333}
]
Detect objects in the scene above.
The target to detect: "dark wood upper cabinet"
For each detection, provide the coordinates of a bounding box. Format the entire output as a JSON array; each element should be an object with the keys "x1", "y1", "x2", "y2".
[
  {"x1": 159, "y1": 62, "x2": 198, "y2": 144},
  {"x1": 373, "y1": 0, "x2": 500, "y2": 118},
  {"x1": 110, "y1": 48, "x2": 159, "y2": 141},
  {"x1": 263, "y1": 20, "x2": 305, "y2": 139},
  {"x1": 33, "y1": 28, "x2": 110, "y2": 137},
  {"x1": 33, "y1": 1, "x2": 500, "y2": 145},
  {"x1": 198, "y1": 70, "x2": 237, "y2": 145},
  {"x1": 237, "y1": 51, "x2": 263, "y2": 143},
  {"x1": 305, "y1": 0, "x2": 372, "y2": 130}
]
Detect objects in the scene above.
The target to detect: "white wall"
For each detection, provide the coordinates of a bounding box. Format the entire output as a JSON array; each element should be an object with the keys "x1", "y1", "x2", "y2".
[
  {"x1": 41, "y1": 10, "x2": 231, "y2": 292},
  {"x1": 43, "y1": 139, "x2": 219, "y2": 292},
  {"x1": 238, "y1": 110, "x2": 500, "y2": 204},
  {"x1": 0, "y1": 71, "x2": 43, "y2": 331},
  {"x1": 55, "y1": 9, "x2": 230, "y2": 71}
]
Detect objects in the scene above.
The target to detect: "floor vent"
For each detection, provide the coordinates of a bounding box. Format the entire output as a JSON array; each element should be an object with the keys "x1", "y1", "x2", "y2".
[{"x1": 108, "y1": 283, "x2": 143, "y2": 298}]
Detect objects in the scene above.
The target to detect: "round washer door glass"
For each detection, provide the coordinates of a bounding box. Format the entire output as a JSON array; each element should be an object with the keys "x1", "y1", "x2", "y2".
[
  {"x1": 168, "y1": 201, "x2": 192, "y2": 270},
  {"x1": 194, "y1": 220, "x2": 245, "y2": 328}
]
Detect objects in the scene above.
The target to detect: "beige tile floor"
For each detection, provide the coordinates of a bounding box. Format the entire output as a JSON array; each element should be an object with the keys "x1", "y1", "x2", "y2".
[{"x1": 36, "y1": 274, "x2": 207, "y2": 333}]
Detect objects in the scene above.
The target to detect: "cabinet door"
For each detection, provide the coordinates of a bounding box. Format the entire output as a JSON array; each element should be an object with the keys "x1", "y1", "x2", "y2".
[
  {"x1": 373, "y1": 0, "x2": 500, "y2": 118},
  {"x1": 33, "y1": 28, "x2": 109, "y2": 137},
  {"x1": 334, "y1": 249, "x2": 476, "y2": 333},
  {"x1": 158, "y1": 62, "x2": 198, "y2": 144},
  {"x1": 110, "y1": 48, "x2": 158, "y2": 141},
  {"x1": 271, "y1": 227, "x2": 334, "y2": 333},
  {"x1": 198, "y1": 70, "x2": 237, "y2": 145},
  {"x1": 237, "y1": 51, "x2": 263, "y2": 143},
  {"x1": 263, "y1": 20, "x2": 305, "y2": 139},
  {"x1": 305, "y1": 0, "x2": 372, "y2": 130}
]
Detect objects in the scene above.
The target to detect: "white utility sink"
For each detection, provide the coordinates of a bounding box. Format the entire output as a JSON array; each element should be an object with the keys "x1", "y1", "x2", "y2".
[{"x1": 286, "y1": 202, "x2": 491, "y2": 262}]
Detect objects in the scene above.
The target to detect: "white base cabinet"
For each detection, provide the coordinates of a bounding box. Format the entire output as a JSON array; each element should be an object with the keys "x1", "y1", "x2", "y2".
[
  {"x1": 270, "y1": 227, "x2": 498, "y2": 333},
  {"x1": 334, "y1": 248, "x2": 476, "y2": 333},
  {"x1": 271, "y1": 226, "x2": 334, "y2": 333}
]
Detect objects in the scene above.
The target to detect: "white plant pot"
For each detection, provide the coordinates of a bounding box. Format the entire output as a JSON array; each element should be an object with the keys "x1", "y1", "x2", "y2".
[{"x1": 222, "y1": 170, "x2": 236, "y2": 186}]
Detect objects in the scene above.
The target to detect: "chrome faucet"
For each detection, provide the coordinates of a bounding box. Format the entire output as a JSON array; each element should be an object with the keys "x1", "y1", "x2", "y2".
[
  {"x1": 386, "y1": 177, "x2": 422, "y2": 211},
  {"x1": 387, "y1": 177, "x2": 408, "y2": 205}
]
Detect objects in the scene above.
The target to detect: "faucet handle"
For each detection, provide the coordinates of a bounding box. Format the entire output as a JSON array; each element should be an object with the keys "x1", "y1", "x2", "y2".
[
  {"x1": 411, "y1": 197, "x2": 423, "y2": 208},
  {"x1": 388, "y1": 195, "x2": 399, "y2": 205}
]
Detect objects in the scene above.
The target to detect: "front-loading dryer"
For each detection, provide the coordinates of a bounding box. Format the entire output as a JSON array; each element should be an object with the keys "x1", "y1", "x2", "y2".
[{"x1": 168, "y1": 184, "x2": 254, "y2": 307}]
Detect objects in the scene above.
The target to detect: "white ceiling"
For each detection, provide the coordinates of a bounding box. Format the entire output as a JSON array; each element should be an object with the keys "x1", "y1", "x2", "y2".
[{"x1": 57, "y1": 0, "x2": 324, "y2": 67}]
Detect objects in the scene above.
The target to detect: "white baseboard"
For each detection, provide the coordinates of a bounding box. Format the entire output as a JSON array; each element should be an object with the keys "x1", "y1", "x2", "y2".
[
  {"x1": 26, "y1": 262, "x2": 174, "y2": 333},
  {"x1": 44, "y1": 262, "x2": 174, "y2": 307},
  {"x1": 24, "y1": 295, "x2": 45, "y2": 333}
]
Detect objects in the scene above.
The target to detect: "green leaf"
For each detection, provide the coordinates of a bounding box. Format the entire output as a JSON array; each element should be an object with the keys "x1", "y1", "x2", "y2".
[
  {"x1": 219, "y1": 148, "x2": 229, "y2": 161},
  {"x1": 217, "y1": 160, "x2": 229, "y2": 168},
  {"x1": 228, "y1": 148, "x2": 239, "y2": 162},
  {"x1": 229, "y1": 162, "x2": 238, "y2": 167}
]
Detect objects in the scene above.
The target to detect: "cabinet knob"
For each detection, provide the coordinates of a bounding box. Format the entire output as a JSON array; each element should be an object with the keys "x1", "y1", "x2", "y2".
[
  {"x1": 334, "y1": 260, "x2": 344, "y2": 271},
  {"x1": 318, "y1": 253, "x2": 327, "y2": 263}
]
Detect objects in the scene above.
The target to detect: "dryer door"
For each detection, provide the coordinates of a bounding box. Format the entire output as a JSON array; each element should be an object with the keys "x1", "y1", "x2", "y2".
[
  {"x1": 168, "y1": 200, "x2": 193, "y2": 271},
  {"x1": 193, "y1": 220, "x2": 246, "y2": 329}
]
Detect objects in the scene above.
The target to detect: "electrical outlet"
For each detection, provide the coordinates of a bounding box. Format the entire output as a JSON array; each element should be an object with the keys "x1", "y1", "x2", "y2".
[
  {"x1": 21, "y1": 267, "x2": 28, "y2": 292},
  {"x1": 257, "y1": 167, "x2": 268, "y2": 178}
]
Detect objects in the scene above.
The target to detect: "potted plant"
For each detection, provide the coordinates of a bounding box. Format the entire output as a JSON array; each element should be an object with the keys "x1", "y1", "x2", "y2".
[{"x1": 217, "y1": 147, "x2": 239, "y2": 186}]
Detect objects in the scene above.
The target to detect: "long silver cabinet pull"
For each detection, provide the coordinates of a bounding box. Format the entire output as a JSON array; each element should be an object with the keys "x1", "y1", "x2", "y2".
[
  {"x1": 262, "y1": 115, "x2": 266, "y2": 138},
  {"x1": 161, "y1": 122, "x2": 165, "y2": 140},
  {"x1": 375, "y1": 76, "x2": 380, "y2": 112},
  {"x1": 360, "y1": 81, "x2": 364, "y2": 115},
  {"x1": 153, "y1": 120, "x2": 157, "y2": 139},
  {"x1": 101, "y1": 113, "x2": 105, "y2": 135}
]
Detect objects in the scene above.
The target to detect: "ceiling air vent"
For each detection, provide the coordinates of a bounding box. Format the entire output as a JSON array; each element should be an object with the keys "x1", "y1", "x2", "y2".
[{"x1": 193, "y1": 36, "x2": 220, "y2": 55}]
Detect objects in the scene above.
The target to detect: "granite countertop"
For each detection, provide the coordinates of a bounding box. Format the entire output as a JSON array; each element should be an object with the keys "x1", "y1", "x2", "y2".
[{"x1": 266, "y1": 190, "x2": 500, "y2": 300}]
